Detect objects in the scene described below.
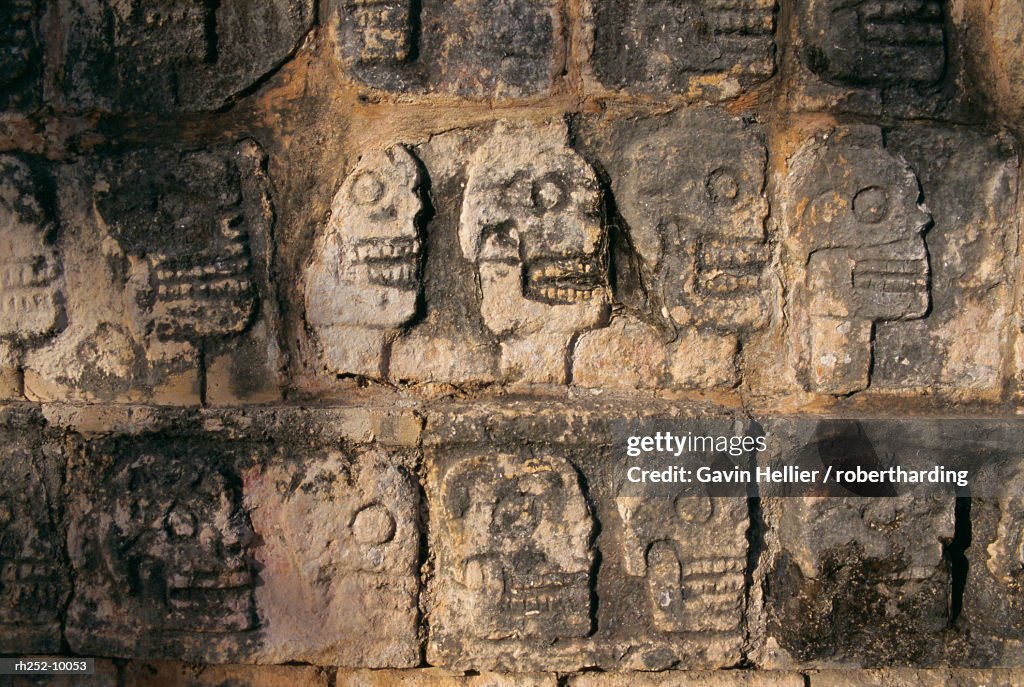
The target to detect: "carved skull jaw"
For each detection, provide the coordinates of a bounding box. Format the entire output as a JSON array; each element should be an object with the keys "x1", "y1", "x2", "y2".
[
  {"x1": 807, "y1": 0, "x2": 946, "y2": 88},
  {"x1": 0, "y1": 494, "x2": 62, "y2": 626},
  {"x1": 0, "y1": 248, "x2": 63, "y2": 344}
]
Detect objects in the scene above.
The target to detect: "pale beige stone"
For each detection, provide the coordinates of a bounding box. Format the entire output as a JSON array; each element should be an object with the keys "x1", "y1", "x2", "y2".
[
  {"x1": 573, "y1": 316, "x2": 666, "y2": 389},
  {"x1": 390, "y1": 332, "x2": 499, "y2": 384},
  {"x1": 669, "y1": 330, "x2": 739, "y2": 389},
  {"x1": 335, "y1": 669, "x2": 557, "y2": 686},
  {"x1": 570, "y1": 671, "x2": 805, "y2": 686}
]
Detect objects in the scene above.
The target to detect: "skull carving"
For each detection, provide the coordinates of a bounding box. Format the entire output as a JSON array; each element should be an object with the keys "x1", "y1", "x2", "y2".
[
  {"x1": 95, "y1": 144, "x2": 261, "y2": 346},
  {"x1": 784, "y1": 127, "x2": 931, "y2": 395},
  {"x1": 617, "y1": 110, "x2": 769, "y2": 332},
  {"x1": 459, "y1": 121, "x2": 609, "y2": 382},
  {"x1": 439, "y1": 453, "x2": 594, "y2": 641},
  {"x1": 0, "y1": 0, "x2": 38, "y2": 92},
  {"x1": 69, "y1": 448, "x2": 256, "y2": 640},
  {"x1": 0, "y1": 155, "x2": 64, "y2": 373},
  {"x1": 304, "y1": 145, "x2": 423, "y2": 377},
  {"x1": 343, "y1": 0, "x2": 415, "y2": 64},
  {"x1": 803, "y1": 0, "x2": 946, "y2": 89}
]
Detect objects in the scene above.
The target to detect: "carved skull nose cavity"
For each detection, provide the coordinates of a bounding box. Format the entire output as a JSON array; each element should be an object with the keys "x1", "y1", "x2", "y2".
[
  {"x1": 706, "y1": 168, "x2": 740, "y2": 204},
  {"x1": 853, "y1": 185, "x2": 890, "y2": 224},
  {"x1": 351, "y1": 170, "x2": 386, "y2": 205}
]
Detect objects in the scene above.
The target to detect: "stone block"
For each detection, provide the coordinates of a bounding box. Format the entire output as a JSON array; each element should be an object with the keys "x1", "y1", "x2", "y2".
[
  {"x1": 305, "y1": 145, "x2": 425, "y2": 378},
  {"x1": 122, "y1": 662, "x2": 329, "y2": 687},
  {"x1": 58, "y1": 0, "x2": 314, "y2": 113},
  {"x1": 7, "y1": 659, "x2": 119, "y2": 687},
  {"x1": 330, "y1": 0, "x2": 560, "y2": 97},
  {"x1": 25, "y1": 141, "x2": 280, "y2": 404},
  {"x1": 0, "y1": 406, "x2": 68, "y2": 654},
  {"x1": 874, "y1": 126, "x2": 1019, "y2": 398},
  {"x1": 780, "y1": 126, "x2": 930, "y2": 396},
  {"x1": 0, "y1": 0, "x2": 43, "y2": 112},
  {"x1": 573, "y1": 316, "x2": 668, "y2": 389},
  {"x1": 0, "y1": 155, "x2": 64, "y2": 401},
  {"x1": 588, "y1": 0, "x2": 777, "y2": 99},
  {"x1": 571, "y1": 672, "x2": 805, "y2": 686},
  {"x1": 335, "y1": 669, "x2": 557, "y2": 686},
  {"x1": 66, "y1": 431, "x2": 422, "y2": 666},
  {"x1": 759, "y1": 420, "x2": 956, "y2": 666},
  {"x1": 244, "y1": 447, "x2": 421, "y2": 666}
]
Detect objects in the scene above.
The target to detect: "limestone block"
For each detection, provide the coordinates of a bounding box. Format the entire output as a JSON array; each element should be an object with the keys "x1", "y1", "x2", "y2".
[
  {"x1": 305, "y1": 145, "x2": 424, "y2": 378},
  {"x1": 459, "y1": 121, "x2": 610, "y2": 384},
  {"x1": 781, "y1": 126, "x2": 931, "y2": 396},
  {"x1": 965, "y1": 0, "x2": 1024, "y2": 128},
  {"x1": 571, "y1": 672, "x2": 805, "y2": 686},
  {"x1": 26, "y1": 141, "x2": 281, "y2": 404},
  {"x1": 760, "y1": 420, "x2": 955, "y2": 666},
  {"x1": 588, "y1": 0, "x2": 777, "y2": 99},
  {"x1": 874, "y1": 127, "x2": 1019, "y2": 398},
  {"x1": 335, "y1": 669, "x2": 557, "y2": 686},
  {"x1": 961, "y1": 462, "x2": 1024, "y2": 664},
  {"x1": 809, "y1": 669, "x2": 1024, "y2": 686},
  {"x1": 578, "y1": 109, "x2": 770, "y2": 390},
  {"x1": 0, "y1": 155, "x2": 65, "y2": 400},
  {"x1": 573, "y1": 316, "x2": 667, "y2": 389},
  {"x1": 0, "y1": 408, "x2": 68, "y2": 654},
  {"x1": 58, "y1": 0, "x2": 314, "y2": 113},
  {"x1": 427, "y1": 450, "x2": 596, "y2": 670},
  {"x1": 67, "y1": 436, "x2": 262, "y2": 662},
  {"x1": 0, "y1": 0, "x2": 42, "y2": 112},
  {"x1": 122, "y1": 662, "x2": 329, "y2": 687},
  {"x1": 331, "y1": 0, "x2": 559, "y2": 97},
  {"x1": 244, "y1": 448, "x2": 421, "y2": 667},
  {"x1": 785, "y1": 0, "x2": 964, "y2": 117}
]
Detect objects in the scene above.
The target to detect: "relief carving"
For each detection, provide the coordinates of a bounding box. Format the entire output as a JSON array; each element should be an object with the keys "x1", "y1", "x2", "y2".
[
  {"x1": 0, "y1": 0, "x2": 41, "y2": 110},
  {"x1": 0, "y1": 423, "x2": 67, "y2": 652},
  {"x1": 0, "y1": 156, "x2": 64, "y2": 398},
  {"x1": 617, "y1": 496, "x2": 748, "y2": 634},
  {"x1": 245, "y1": 449, "x2": 420, "y2": 666},
  {"x1": 68, "y1": 442, "x2": 257, "y2": 659},
  {"x1": 437, "y1": 453, "x2": 594, "y2": 642},
  {"x1": 341, "y1": 0, "x2": 416, "y2": 65},
  {"x1": 802, "y1": 0, "x2": 945, "y2": 89},
  {"x1": 305, "y1": 145, "x2": 423, "y2": 378},
  {"x1": 460, "y1": 122, "x2": 610, "y2": 383},
  {"x1": 592, "y1": 0, "x2": 776, "y2": 97},
  {"x1": 783, "y1": 127, "x2": 931, "y2": 395}
]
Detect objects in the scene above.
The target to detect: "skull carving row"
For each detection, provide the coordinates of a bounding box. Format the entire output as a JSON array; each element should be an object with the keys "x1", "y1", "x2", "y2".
[{"x1": 301, "y1": 120, "x2": 934, "y2": 393}]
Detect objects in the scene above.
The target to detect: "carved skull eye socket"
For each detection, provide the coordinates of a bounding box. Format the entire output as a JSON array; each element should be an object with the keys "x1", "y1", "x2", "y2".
[
  {"x1": 676, "y1": 495, "x2": 714, "y2": 523},
  {"x1": 853, "y1": 186, "x2": 890, "y2": 224},
  {"x1": 351, "y1": 503, "x2": 397, "y2": 546},
  {"x1": 166, "y1": 507, "x2": 196, "y2": 538},
  {"x1": 706, "y1": 168, "x2": 740, "y2": 205},
  {"x1": 350, "y1": 171, "x2": 385, "y2": 206},
  {"x1": 531, "y1": 174, "x2": 568, "y2": 213},
  {"x1": 493, "y1": 490, "x2": 540, "y2": 534}
]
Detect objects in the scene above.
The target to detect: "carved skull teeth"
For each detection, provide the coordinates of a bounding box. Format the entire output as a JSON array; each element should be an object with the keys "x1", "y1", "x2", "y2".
[
  {"x1": 368, "y1": 263, "x2": 418, "y2": 289},
  {"x1": 0, "y1": 290, "x2": 55, "y2": 315},
  {"x1": 355, "y1": 238, "x2": 419, "y2": 263},
  {"x1": 1, "y1": 259, "x2": 57, "y2": 288}
]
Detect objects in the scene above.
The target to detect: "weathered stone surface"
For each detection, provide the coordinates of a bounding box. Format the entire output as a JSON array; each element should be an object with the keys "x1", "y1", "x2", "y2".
[
  {"x1": 571, "y1": 672, "x2": 804, "y2": 686},
  {"x1": 961, "y1": 461, "x2": 1024, "y2": 665},
  {"x1": 427, "y1": 450, "x2": 595, "y2": 669},
  {"x1": 809, "y1": 668, "x2": 1024, "y2": 686},
  {"x1": 786, "y1": 0, "x2": 963, "y2": 117},
  {"x1": 573, "y1": 316, "x2": 668, "y2": 389},
  {"x1": 873, "y1": 127, "x2": 1019, "y2": 398},
  {"x1": 965, "y1": 0, "x2": 1024, "y2": 129},
  {"x1": 244, "y1": 448, "x2": 421, "y2": 666},
  {"x1": 7, "y1": 659, "x2": 119, "y2": 687},
  {"x1": 0, "y1": 407, "x2": 68, "y2": 654},
  {"x1": 589, "y1": 0, "x2": 777, "y2": 99},
  {"x1": 305, "y1": 145, "x2": 424, "y2": 378},
  {"x1": 0, "y1": 155, "x2": 64, "y2": 400},
  {"x1": 58, "y1": 0, "x2": 314, "y2": 113},
  {"x1": 459, "y1": 121, "x2": 610, "y2": 384},
  {"x1": 331, "y1": 0, "x2": 559, "y2": 97},
  {"x1": 67, "y1": 436, "x2": 262, "y2": 661},
  {"x1": 122, "y1": 662, "x2": 329, "y2": 687},
  {"x1": 335, "y1": 669, "x2": 557, "y2": 686},
  {"x1": 781, "y1": 126, "x2": 931, "y2": 396},
  {"x1": 577, "y1": 109, "x2": 770, "y2": 390},
  {"x1": 759, "y1": 421, "x2": 956, "y2": 667},
  {"x1": 0, "y1": 0, "x2": 42, "y2": 112},
  {"x1": 24, "y1": 141, "x2": 281, "y2": 404}
]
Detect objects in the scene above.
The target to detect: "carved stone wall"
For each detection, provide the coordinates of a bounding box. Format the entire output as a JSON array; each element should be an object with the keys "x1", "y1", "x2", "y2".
[{"x1": 1, "y1": 0, "x2": 1024, "y2": 684}]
